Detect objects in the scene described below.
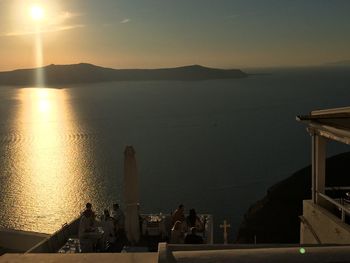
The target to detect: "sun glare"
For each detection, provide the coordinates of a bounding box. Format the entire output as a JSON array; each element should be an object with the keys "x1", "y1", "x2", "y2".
[{"x1": 30, "y1": 5, "x2": 44, "y2": 21}]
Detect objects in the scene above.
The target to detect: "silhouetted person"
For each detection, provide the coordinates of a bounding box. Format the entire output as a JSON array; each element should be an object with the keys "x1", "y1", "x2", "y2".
[
  {"x1": 111, "y1": 203, "x2": 126, "y2": 251},
  {"x1": 80, "y1": 203, "x2": 96, "y2": 235},
  {"x1": 101, "y1": 209, "x2": 117, "y2": 252},
  {"x1": 170, "y1": 220, "x2": 185, "y2": 244},
  {"x1": 172, "y1": 204, "x2": 185, "y2": 225},
  {"x1": 137, "y1": 203, "x2": 143, "y2": 234},
  {"x1": 111, "y1": 203, "x2": 125, "y2": 229},
  {"x1": 186, "y1": 208, "x2": 204, "y2": 232},
  {"x1": 79, "y1": 203, "x2": 97, "y2": 252},
  {"x1": 184, "y1": 227, "x2": 203, "y2": 244}
]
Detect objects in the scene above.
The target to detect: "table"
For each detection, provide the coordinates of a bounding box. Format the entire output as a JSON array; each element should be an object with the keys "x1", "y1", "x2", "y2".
[
  {"x1": 80, "y1": 227, "x2": 105, "y2": 252},
  {"x1": 142, "y1": 215, "x2": 166, "y2": 237},
  {"x1": 58, "y1": 238, "x2": 81, "y2": 253}
]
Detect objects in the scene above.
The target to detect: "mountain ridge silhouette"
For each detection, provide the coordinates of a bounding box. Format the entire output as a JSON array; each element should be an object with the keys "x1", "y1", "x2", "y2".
[{"x1": 0, "y1": 63, "x2": 247, "y2": 86}]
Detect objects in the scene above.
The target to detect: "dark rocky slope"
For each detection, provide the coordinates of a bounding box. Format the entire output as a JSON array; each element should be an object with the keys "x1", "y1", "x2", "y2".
[{"x1": 236, "y1": 151, "x2": 350, "y2": 243}]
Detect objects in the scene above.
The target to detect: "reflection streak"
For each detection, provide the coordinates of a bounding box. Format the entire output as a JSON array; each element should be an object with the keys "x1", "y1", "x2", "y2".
[
  {"x1": 34, "y1": 25, "x2": 45, "y2": 87},
  {"x1": 11, "y1": 88, "x2": 86, "y2": 233}
]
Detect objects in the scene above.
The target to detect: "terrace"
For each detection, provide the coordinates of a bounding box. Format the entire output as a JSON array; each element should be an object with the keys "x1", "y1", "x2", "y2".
[{"x1": 297, "y1": 107, "x2": 350, "y2": 244}]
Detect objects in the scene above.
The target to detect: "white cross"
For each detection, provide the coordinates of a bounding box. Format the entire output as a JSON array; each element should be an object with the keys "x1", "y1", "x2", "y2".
[{"x1": 219, "y1": 220, "x2": 231, "y2": 244}]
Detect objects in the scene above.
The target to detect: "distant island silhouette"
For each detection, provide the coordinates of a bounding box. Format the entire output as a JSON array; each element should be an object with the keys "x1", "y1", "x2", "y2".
[
  {"x1": 0, "y1": 63, "x2": 247, "y2": 86},
  {"x1": 323, "y1": 59, "x2": 350, "y2": 67}
]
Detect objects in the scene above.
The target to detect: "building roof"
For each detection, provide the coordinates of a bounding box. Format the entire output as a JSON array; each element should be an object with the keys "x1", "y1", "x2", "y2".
[{"x1": 297, "y1": 106, "x2": 350, "y2": 145}]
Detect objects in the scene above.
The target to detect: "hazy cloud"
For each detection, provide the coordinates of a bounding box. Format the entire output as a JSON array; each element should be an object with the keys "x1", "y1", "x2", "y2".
[
  {"x1": 1, "y1": 10, "x2": 84, "y2": 37},
  {"x1": 3, "y1": 24, "x2": 85, "y2": 37},
  {"x1": 120, "y1": 18, "x2": 130, "y2": 24},
  {"x1": 48, "y1": 11, "x2": 83, "y2": 26}
]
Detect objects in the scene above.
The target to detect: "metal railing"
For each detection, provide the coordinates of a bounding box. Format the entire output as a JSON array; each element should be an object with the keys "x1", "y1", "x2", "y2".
[
  {"x1": 26, "y1": 217, "x2": 80, "y2": 253},
  {"x1": 317, "y1": 192, "x2": 350, "y2": 223},
  {"x1": 26, "y1": 213, "x2": 214, "y2": 253},
  {"x1": 141, "y1": 213, "x2": 213, "y2": 244},
  {"x1": 325, "y1": 187, "x2": 350, "y2": 191}
]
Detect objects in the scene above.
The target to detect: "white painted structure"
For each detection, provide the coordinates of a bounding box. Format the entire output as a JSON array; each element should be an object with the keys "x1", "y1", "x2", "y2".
[
  {"x1": 2, "y1": 244, "x2": 350, "y2": 263},
  {"x1": 297, "y1": 106, "x2": 350, "y2": 244},
  {"x1": 0, "y1": 229, "x2": 49, "y2": 253}
]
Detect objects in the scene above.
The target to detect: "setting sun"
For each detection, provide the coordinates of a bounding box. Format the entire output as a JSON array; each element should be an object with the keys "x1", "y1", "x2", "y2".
[{"x1": 30, "y1": 5, "x2": 44, "y2": 21}]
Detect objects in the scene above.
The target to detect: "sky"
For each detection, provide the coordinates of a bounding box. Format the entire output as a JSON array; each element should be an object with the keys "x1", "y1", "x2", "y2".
[{"x1": 0, "y1": 0, "x2": 350, "y2": 71}]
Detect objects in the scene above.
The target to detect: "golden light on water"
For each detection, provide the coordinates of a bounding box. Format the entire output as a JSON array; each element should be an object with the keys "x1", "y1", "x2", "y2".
[
  {"x1": 8, "y1": 88, "x2": 88, "y2": 233},
  {"x1": 4, "y1": 3, "x2": 95, "y2": 232},
  {"x1": 37, "y1": 89, "x2": 50, "y2": 112}
]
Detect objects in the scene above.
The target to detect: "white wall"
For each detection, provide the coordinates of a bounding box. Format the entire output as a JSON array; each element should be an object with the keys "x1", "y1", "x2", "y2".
[
  {"x1": 0, "y1": 229, "x2": 49, "y2": 252},
  {"x1": 300, "y1": 200, "x2": 350, "y2": 244}
]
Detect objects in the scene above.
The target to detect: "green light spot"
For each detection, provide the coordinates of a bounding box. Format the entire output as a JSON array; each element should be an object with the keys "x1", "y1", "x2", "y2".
[{"x1": 299, "y1": 248, "x2": 306, "y2": 254}]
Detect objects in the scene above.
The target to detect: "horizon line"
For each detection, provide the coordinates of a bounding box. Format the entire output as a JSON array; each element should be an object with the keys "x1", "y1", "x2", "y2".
[{"x1": 1, "y1": 61, "x2": 350, "y2": 73}]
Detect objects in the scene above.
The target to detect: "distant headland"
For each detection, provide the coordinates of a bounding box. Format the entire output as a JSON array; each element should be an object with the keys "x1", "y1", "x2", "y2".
[{"x1": 0, "y1": 63, "x2": 247, "y2": 86}]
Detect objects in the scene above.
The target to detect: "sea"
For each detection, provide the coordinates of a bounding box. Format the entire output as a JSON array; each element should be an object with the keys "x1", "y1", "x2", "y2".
[{"x1": 0, "y1": 67, "x2": 350, "y2": 242}]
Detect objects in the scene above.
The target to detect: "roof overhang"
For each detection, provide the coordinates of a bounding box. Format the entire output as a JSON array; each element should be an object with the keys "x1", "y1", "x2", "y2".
[{"x1": 297, "y1": 106, "x2": 350, "y2": 145}]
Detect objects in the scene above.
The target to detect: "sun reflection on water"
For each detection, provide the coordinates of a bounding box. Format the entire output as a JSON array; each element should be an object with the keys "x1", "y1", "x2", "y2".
[
  {"x1": 37, "y1": 89, "x2": 50, "y2": 113},
  {"x1": 10, "y1": 88, "x2": 88, "y2": 233}
]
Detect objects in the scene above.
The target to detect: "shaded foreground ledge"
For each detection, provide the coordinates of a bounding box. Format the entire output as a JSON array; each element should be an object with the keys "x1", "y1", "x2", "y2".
[{"x1": 1, "y1": 244, "x2": 350, "y2": 263}]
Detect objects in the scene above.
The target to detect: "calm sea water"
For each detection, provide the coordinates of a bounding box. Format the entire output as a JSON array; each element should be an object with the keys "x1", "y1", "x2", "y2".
[{"x1": 0, "y1": 67, "x2": 350, "y2": 242}]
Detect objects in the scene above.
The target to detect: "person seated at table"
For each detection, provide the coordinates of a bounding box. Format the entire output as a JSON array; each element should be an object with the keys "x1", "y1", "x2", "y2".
[
  {"x1": 111, "y1": 203, "x2": 125, "y2": 229},
  {"x1": 137, "y1": 203, "x2": 144, "y2": 234},
  {"x1": 186, "y1": 209, "x2": 204, "y2": 232},
  {"x1": 184, "y1": 227, "x2": 203, "y2": 244},
  {"x1": 170, "y1": 220, "x2": 185, "y2": 244},
  {"x1": 111, "y1": 203, "x2": 127, "y2": 251},
  {"x1": 101, "y1": 209, "x2": 117, "y2": 252},
  {"x1": 172, "y1": 204, "x2": 185, "y2": 225},
  {"x1": 79, "y1": 203, "x2": 98, "y2": 252},
  {"x1": 79, "y1": 203, "x2": 96, "y2": 234}
]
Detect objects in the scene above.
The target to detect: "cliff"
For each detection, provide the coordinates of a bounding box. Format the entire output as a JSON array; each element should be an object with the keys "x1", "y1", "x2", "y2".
[
  {"x1": 236, "y1": 151, "x2": 350, "y2": 244},
  {"x1": 0, "y1": 63, "x2": 247, "y2": 86}
]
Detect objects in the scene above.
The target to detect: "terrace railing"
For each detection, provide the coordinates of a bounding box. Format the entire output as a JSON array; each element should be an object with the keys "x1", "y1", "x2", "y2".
[{"x1": 316, "y1": 191, "x2": 350, "y2": 224}]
